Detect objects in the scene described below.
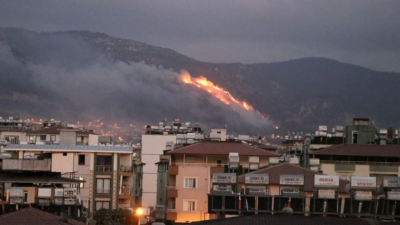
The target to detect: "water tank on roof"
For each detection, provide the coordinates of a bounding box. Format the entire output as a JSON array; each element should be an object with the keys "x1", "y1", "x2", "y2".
[
  {"x1": 318, "y1": 125, "x2": 327, "y2": 131},
  {"x1": 210, "y1": 133, "x2": 221, "y2": 139},
  {"x1": 238, "y1": 135, "x2": 249, "y2": 141}
]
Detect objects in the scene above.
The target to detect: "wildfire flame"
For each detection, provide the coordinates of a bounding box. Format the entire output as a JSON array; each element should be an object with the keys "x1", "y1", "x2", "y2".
[{"x1": 182, "y1": 73, "x2": 252, "y2": 111}]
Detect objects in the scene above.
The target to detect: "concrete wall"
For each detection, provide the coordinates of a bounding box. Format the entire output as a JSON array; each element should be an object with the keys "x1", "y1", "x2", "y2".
[
  {"x1": 141, "y1": 134, "x2": 176, "y2": 208},
  {"x1": 88, "y1": 134, "x2": 99, "y2": 145},
  {"x1": 60, "y1": 130, "x2": 77, "y2": 145},
  {"x1": 175, "y1": 166, "x2": 209, "y2": 223},
  {"x1": 52, "y1": 152, "x2": 77, "y2": 173}
]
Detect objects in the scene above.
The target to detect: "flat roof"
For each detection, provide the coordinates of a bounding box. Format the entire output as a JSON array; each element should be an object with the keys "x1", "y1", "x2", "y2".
[
  {"x1": 4, "y1": 144, "x2": 133, "y2": 153},
  {"x1": 168, "y1": 141, "x2": 280, "y2": 157},
  {"x1": 312, "y1": 144, "x2": 400, "y2": 158},
  {"x1": 0, "y1": 174, "x2": 84, "y2": 184}
]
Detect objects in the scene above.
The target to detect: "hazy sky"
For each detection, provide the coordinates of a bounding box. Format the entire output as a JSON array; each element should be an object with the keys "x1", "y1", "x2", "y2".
[{"x1": 1, "y1": 0, "x2": 399, "y2": 72}]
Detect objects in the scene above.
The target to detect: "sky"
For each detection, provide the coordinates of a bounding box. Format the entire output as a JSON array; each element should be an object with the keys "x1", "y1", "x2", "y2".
[{"x1": 1, "y1": 0, "x2": 400, "y2": 72}]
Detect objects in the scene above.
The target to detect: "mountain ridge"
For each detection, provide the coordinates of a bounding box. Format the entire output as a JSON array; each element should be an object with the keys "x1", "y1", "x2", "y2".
[{"x1": 1, "y1": 27, "x2": 399, "y2": 136}]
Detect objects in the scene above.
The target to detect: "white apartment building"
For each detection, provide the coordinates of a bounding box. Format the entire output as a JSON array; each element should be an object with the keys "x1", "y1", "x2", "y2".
[{"x1": 141, "y1": 134, "x2": 177, "y2": 208}]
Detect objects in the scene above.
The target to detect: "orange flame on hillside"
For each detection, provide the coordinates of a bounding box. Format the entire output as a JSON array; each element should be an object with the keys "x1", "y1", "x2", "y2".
[{"x1": 182, "y1": 74, "x2": 253, "y2": 111}]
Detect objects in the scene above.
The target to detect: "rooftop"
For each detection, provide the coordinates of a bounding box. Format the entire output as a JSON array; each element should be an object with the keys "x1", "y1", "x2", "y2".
[
  {"x1": 26, "y1": 126, "x2": 97, "y2": 135},
  {"x1": 4, "y1": 144, "x2": 133, "y2": 153},
  {"x1": 181, "y1": 214, "x2": 400, "y2": 225},
  {"x1": 312, "y1": 144, "x2": 400, "y2": 158},
  {"x1": 0, "y1": 173, "x2": 85, "y2": 184},
  {"x1": 237, "y1": 163, "x2": 349, "y2": 192},
  {"x1": 0, "y1": 207, "x2": 85, "y2": 225},
  {"x1": 168, "y1": 141, "x2": 280, "y2": 157}
]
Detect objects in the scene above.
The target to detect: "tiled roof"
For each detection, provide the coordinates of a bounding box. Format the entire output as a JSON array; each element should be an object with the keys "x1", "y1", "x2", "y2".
[
  {"x1": 237, "y1": 163, "x2": 349, "y2": 192},
  {"x1": 182, "y1": 214, "x2": 400, "y2": 225},
  {"x1": 168, "y1": 142, "x2": 280, "y2": 156},
  {"x1": 5, "y1": 144, "x2": 133, "y2": 153},
  {"x1": 312, "y1": 144, "x2": 400, "y2": 158},
  {"x1": 0, "y1": 207, "x2": 85, "y2": 225}
]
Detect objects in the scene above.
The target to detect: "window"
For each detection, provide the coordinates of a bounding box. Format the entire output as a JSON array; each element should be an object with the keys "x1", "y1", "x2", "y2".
[
  {"x1": 40, "y1": 135, "x2": 46, "y2": 141},
  {"x1": 352, "y1": 131, "x2": 359, "y2": 144},
  {"x1": 217, "y1": 160, "x2": 222, "y2": 167},
  {"x1": 72, "y1": 177, "x2": 85, "y2": 188},
  {"x1": 63, "y1": 153, "x2": 67, "y2": 156},
  {"x1": 97, "y1": 178, "x2": 111, "y2": 194},
  {"x1": 95, "y1": 201, "x2": 110, "y2": 211},
  {"x1": 183, "y1": 200, "x2": 196, "y2": 211},
  {"x1": 184, "y1": 178, "x2": 197, "y2": 188},
  {"x1": 50, "y1": 135, "x2": 56, "y2": 142},
  {"x1": 29, "y1": 135, "x2": 36, "y2": 142},
  {"x1": 79, "y1": 155, "x2": 86, "y2": 165},
  {"x1": 24, "y1": 191, "x2": 28, "y2": 203}
]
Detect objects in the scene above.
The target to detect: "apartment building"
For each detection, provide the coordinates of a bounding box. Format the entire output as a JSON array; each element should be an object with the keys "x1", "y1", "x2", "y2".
[
  {"x1": 312, "y1": 144, "x2": 400, "y2": 183},
  {"x1": 141, "y1": 119, "x2": 204, "y2": 208},
  {"x1": 208, "y1": 163, "x2": 400, "y2": 218},
  {"x1": 1, "y1": 143, "x2": 136, "y2": 213},
  {"x1": 159, "y1": 141, "x2": 280, "y2": 223}
]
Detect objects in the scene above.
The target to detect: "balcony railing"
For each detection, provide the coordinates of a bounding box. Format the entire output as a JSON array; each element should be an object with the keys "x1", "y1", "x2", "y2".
[
  {"x1": 120, "y1": 165, "x2": 133, "y2": 173},
  {"x1": 96, "y1": 165, "x2": 112, "y2": 173},
  {"x1": 120, "y1": 188, "x2": 132, "y2": 196},
  {"x1": 2, "y1": 159, "x2": 51, "y2": 171},
  {"x1": 96, "y1": 188, "x2": 111, "y2": 194}
]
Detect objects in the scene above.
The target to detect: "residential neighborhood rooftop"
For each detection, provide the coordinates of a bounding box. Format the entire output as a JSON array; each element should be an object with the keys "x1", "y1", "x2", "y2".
[
  {"x1": 168, "y1": 141, "x2": 280, "y2": 156},
  {"x1": 4, "y1": 144, "x2": 133, "y2": 153},
  {"x1": 312, "y1": 144, "x2": 400, "y2": 158},
  {"x1": 0, "y1": 207, "x2": 86, "y2": 225}
]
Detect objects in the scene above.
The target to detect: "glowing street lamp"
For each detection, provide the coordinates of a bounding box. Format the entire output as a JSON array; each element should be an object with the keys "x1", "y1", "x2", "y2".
[{"x1": 136, "y1": 208, "x2": 143, "y2": 225}]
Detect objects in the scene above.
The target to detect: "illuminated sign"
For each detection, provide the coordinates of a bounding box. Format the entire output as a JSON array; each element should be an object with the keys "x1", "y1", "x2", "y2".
[
  {"x1": 388, "y1": 191, "x2": 400, "y2": 200},
  {"x1": 383, "y1": 177, "x2": 400, "y2": 188},
  {"x1": 354, "y1": 191, "x2": 372, "y2": 200},
  {"x1": 245, "y1": 174, "x2": 269, "y2": 185},
  {"x1": 314, "y1": 175, "x2": 339, "y2": 188},
  {"x1": 318, "y1": 189, "x2": 336, "y2": 199},
  {"x1": 351, "y1": 176, "x2": 376, "y2": 189},
  {"x1": 212, "y1": 173, "x2": 236, "y2": 184},
  {"x1": 281, "y1": 189, "x2": 300, "y2": 197},
  {"x1": 280, "y1": 175, "x2": 304, "y2": 185},
  {"x1": 213, "y1": 186, "x2": 232, "y2": 192}
]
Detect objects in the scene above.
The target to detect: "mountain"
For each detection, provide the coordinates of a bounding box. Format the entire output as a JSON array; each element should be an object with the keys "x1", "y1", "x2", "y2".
[{"x1": 1, "y1": 27, "x2": 399, "y2": 137}]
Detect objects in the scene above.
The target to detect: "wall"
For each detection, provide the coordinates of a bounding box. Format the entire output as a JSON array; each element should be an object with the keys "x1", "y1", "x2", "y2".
[
  {"x1": 75, "y1": 152, "x2": 93, "y2": 208},
  {"x1": 24, "y1": 187, "x2": 37, "y2": 204},
  {"x1": 175, "y1": 166, "x2": 209, "y2": 223},
  {"x1": 60, "y1": 130, "x2": 77, "y2": 145},
  {"x1": 52, "y1": 152, "x2": 77, "y2": 173},
  {"x1": 141, "y1": 134, "x2": 176, "y2": 208},
  {"x1": 88, "y1": 134, "x2": 99, "y2": 145}
]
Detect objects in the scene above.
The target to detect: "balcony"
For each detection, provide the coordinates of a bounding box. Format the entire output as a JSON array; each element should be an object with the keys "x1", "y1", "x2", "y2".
[
  {"x1": 167, "y1": 187, "x2": 178, "y2": 198},
  {"x1": 166, "y1": 209, "x2": 177, "y2": 221},
  {"x1": 168, "y1": 165, "x2": 178, "y2": 175},
  {"x1": 96, "y1": 165, "x2": 112, "y2": 173},
  {"x1": 335, "y1": 163, "x2": 355, "y2": 172},
  {"x1": 370, "y1": 165, "x2": 398, "y2": 173},
  {"x1": 119, "y1": 187, "x2": 133, "y2": 199},
  {"x1": 120, "y1": 165, "x2": 133, "y2": 176},
  {"x1": 96, "y1": 188, "x2": 111, "y2": 194},
  {"x1": 2, "y1": 159, "x2": 51, "y2": 171}
]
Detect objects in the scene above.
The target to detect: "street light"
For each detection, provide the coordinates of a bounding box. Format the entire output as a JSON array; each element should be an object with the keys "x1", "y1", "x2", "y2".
[{"x1": 136, "y1": 208, "x2": 143, "y2": 225}]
